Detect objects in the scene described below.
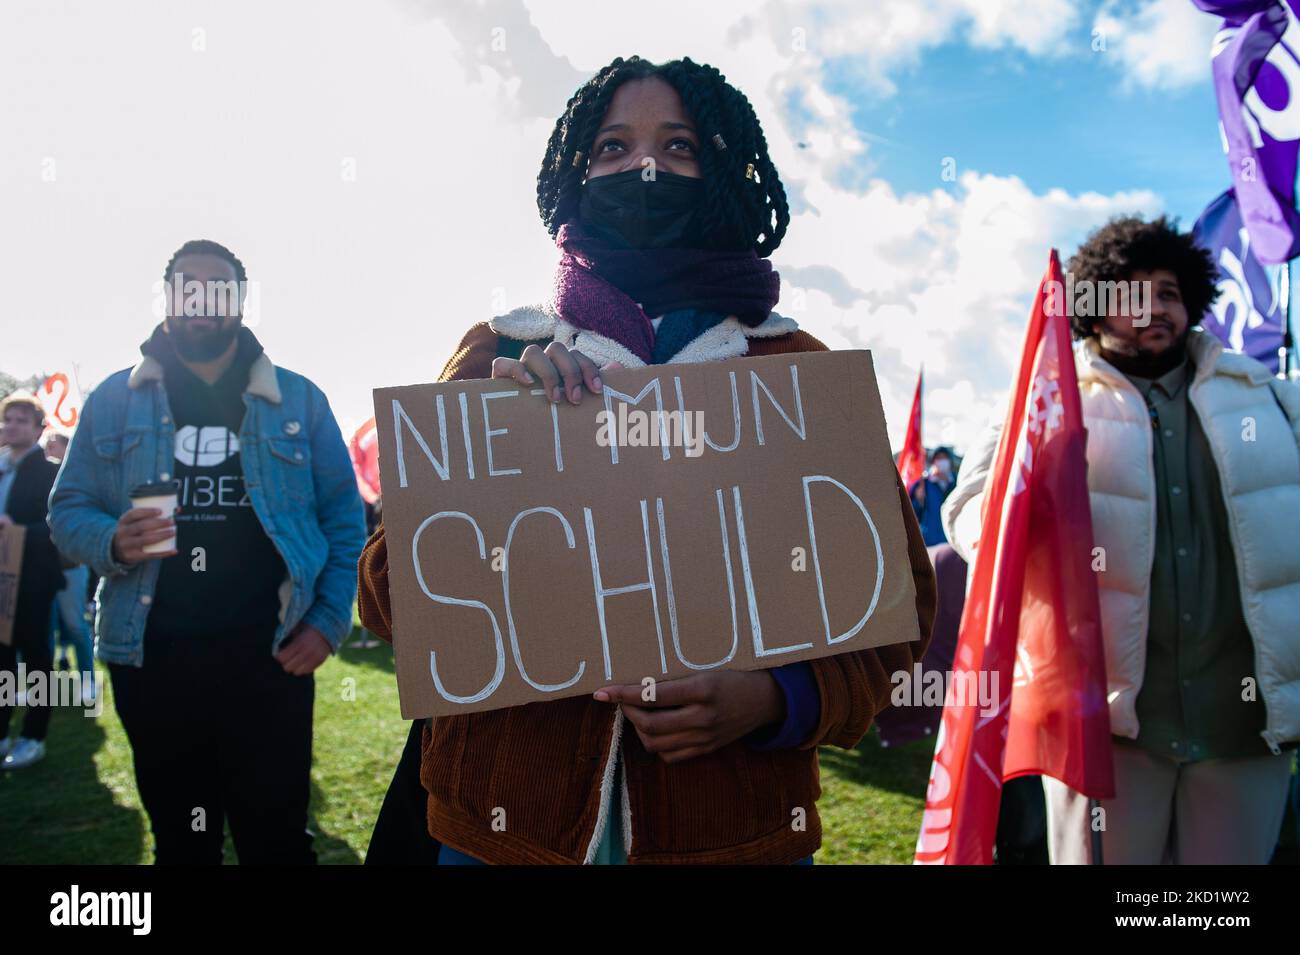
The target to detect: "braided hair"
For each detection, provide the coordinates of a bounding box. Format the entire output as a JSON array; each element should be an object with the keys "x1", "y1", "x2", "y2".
[
  {"x1": 163, "y1": 239, "x2": 247, "y2": 283},
  {"x1": 537, "y1": 56, "x2": 790, "y2": 258}
]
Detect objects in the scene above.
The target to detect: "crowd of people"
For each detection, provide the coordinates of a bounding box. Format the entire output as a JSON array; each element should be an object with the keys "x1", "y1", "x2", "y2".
[{"x1": 1, "y1": 54, "x2": 1297, "y2": 866}]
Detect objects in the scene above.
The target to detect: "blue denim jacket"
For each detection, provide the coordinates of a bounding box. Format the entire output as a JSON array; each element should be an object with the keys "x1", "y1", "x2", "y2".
[{"x1": 48, "y1": 349, "x2": 366, "y2": 666}]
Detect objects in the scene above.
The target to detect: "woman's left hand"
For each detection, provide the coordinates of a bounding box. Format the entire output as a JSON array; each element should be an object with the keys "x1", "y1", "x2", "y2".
[{"x1": 594, "y1": 670, "x2": 784, "y2": 764}]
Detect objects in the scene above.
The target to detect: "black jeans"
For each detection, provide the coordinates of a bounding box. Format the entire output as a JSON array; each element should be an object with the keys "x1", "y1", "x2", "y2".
[
  {"x1": 0, "y1": 590, "x2": 57, "y2": 742},
  {"x1": 365, "y1": 719, "x2": 440, "y2": 865},
  {"x1": 108, "y1": 622, "x2": 316, "y2": 865}
]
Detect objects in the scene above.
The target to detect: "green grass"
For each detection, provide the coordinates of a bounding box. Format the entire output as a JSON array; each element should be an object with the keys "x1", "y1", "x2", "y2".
[
  {"x1": 0, "y1": 630, "x2": 933, "y2": 864},
  {"x1": 818, "y1": 734, "x2": 936, "y2": 864}
]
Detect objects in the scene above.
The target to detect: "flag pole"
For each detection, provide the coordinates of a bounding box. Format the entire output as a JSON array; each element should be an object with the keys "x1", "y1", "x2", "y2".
[{"x1": 1284, "y1": 260, "x2": 1294, "y2": 376}]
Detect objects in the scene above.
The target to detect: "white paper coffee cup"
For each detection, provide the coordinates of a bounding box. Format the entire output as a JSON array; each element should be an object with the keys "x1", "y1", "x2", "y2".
[{"x1": 129, "y1": 480, "x2": 180, "y2": 555}]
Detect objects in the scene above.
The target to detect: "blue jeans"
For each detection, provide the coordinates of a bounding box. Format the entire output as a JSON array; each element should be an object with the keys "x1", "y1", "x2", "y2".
[
  {"x1": 47, "y1": 565, "x2": 95, "y2": 693},
  {"x1": 437, "y1": 844, "x2": 814, "y2": 865}
]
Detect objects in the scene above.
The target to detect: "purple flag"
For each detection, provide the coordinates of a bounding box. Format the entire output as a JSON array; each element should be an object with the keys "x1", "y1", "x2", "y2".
[
  {"x1": 1193, "y1": 189, "x2": 1288, "y2": 371},
  {"x1": 1194, "y1": 0, "x2": 1300, "y2": 263}
]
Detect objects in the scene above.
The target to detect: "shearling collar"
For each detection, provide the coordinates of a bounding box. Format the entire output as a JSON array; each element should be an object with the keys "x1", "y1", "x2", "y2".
[
  {"x1": 127, "y1": 349, "x2": 282, "y2": 403},
  {"x1": 489, "y1": 303, "x2": 800, "y2": 368}
]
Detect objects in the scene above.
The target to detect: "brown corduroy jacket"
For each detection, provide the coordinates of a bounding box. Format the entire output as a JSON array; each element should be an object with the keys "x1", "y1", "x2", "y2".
[{"x1": 358, "y1": 310, "x2": 937, "y2": 864}]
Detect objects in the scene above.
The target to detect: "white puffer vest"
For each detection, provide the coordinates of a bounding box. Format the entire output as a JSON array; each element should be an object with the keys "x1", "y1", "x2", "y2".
[{"x1": 944, "y1": 329, "x2": 1300, "y2": 752}]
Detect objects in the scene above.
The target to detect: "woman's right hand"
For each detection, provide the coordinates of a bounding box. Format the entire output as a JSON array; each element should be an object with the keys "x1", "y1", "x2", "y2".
[{"x1": 491, "y1": 341, "x2": 622, "y2": 405}]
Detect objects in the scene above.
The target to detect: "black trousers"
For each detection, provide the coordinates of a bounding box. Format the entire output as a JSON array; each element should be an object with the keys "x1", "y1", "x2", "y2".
[
  {"x1": 365, "y1": 718, "x2": 440, "y2": 865},
  {"x1": 108, "y1": 623, "x2": 316, "y2": 865},
  {"x1": 0, "y1": 590, "x2": 57, "y2": 741},
  {"x1": 995, "y1": 775, "x2": 1049, "y2": 865}
]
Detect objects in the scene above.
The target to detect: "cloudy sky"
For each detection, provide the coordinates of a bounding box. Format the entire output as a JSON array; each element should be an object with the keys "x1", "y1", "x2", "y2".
[{"x1": 1, "y1": 0, "x2": 1228, "y2": 452}]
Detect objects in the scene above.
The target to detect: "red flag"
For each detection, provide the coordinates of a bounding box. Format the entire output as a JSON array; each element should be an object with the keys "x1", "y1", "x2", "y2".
[
  {"x1": 350, "y1": 417, "x2": 381, "y2": 504},
  {"x1": 897, "y1": 367, "x2": 925, "y2": 490},
  {"x1": 915, "y1": 250, "x2": 1113, "y2": 865}
]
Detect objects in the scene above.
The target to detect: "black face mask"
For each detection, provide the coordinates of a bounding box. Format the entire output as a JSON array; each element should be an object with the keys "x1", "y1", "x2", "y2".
[{"x1": 578, "y1": 168, "x2": 706, "y2": 249}]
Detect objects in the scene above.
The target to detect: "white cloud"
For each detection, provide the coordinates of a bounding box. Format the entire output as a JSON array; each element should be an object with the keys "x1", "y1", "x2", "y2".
[
  {"x1": 954, "y1": 0, "x2": 1082, "y2": 55},
  {"x1": 0, "y1": 0, "x2": 1166, "y2": 458},
  {"x1": 519, "y1": 0, "x2": 1081, "y2": 182},
  {"x1": 778, "y1": 171, "x2": 1161, "y2": 451},
  {"x1": 1094, "y1": 0, "x2": 1220, "y2": 91},
  {"x1": 731, "y1": 0, "x2": 1080, "y2": 97}
]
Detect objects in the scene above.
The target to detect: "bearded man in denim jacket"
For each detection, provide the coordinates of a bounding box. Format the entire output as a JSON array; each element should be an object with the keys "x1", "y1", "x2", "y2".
[{"x1": 49, "y1": 240, "x2": 365, "y2": 864}]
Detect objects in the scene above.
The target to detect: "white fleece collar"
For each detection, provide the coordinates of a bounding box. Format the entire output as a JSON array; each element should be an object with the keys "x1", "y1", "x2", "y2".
[
  {"x1": 489, "y1": 304, "x2": 799, "y2": 369},
  {"x1": 127, "y1": 350, "x2": 282, "y2": 404}
]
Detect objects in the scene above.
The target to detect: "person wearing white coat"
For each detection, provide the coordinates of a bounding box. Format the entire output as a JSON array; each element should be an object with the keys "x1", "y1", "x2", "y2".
[{"x1": 943, "y1": 216, "x2": 1300, "y2": 864}]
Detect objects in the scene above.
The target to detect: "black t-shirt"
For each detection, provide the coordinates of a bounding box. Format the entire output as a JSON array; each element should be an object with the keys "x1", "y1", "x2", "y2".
[{"x1": 143, "y1": 327, "x2": 287, "y2": 637}]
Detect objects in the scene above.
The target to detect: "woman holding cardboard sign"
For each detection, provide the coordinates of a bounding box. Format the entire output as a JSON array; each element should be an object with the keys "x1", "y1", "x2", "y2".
[{"x1": 359, "y1": 56, "x2": 936, "y2": 865}]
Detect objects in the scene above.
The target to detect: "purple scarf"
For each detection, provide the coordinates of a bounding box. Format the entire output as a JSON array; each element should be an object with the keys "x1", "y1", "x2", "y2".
[{"x1": 551, "y1": 221, "x2": 781, "y2": 364}]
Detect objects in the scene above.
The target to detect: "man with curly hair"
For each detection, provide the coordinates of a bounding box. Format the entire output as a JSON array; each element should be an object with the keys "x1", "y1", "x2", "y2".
[{"x1": 942, "y1": 215, "x2": 1300, "y2": 864}]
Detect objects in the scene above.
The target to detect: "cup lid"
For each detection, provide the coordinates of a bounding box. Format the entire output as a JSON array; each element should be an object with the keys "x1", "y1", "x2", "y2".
[{"x1": 129, "y1": 480, "x2": 180, "y2": 498}]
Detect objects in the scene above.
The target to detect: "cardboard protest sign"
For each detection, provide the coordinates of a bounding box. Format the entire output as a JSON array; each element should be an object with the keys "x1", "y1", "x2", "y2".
[
  {"x1": 374, "y1": 350, "x2": 919, "y2": 719},
  {"x1": 0, "y1": 524, "x2": 25, "y2": 647}
]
